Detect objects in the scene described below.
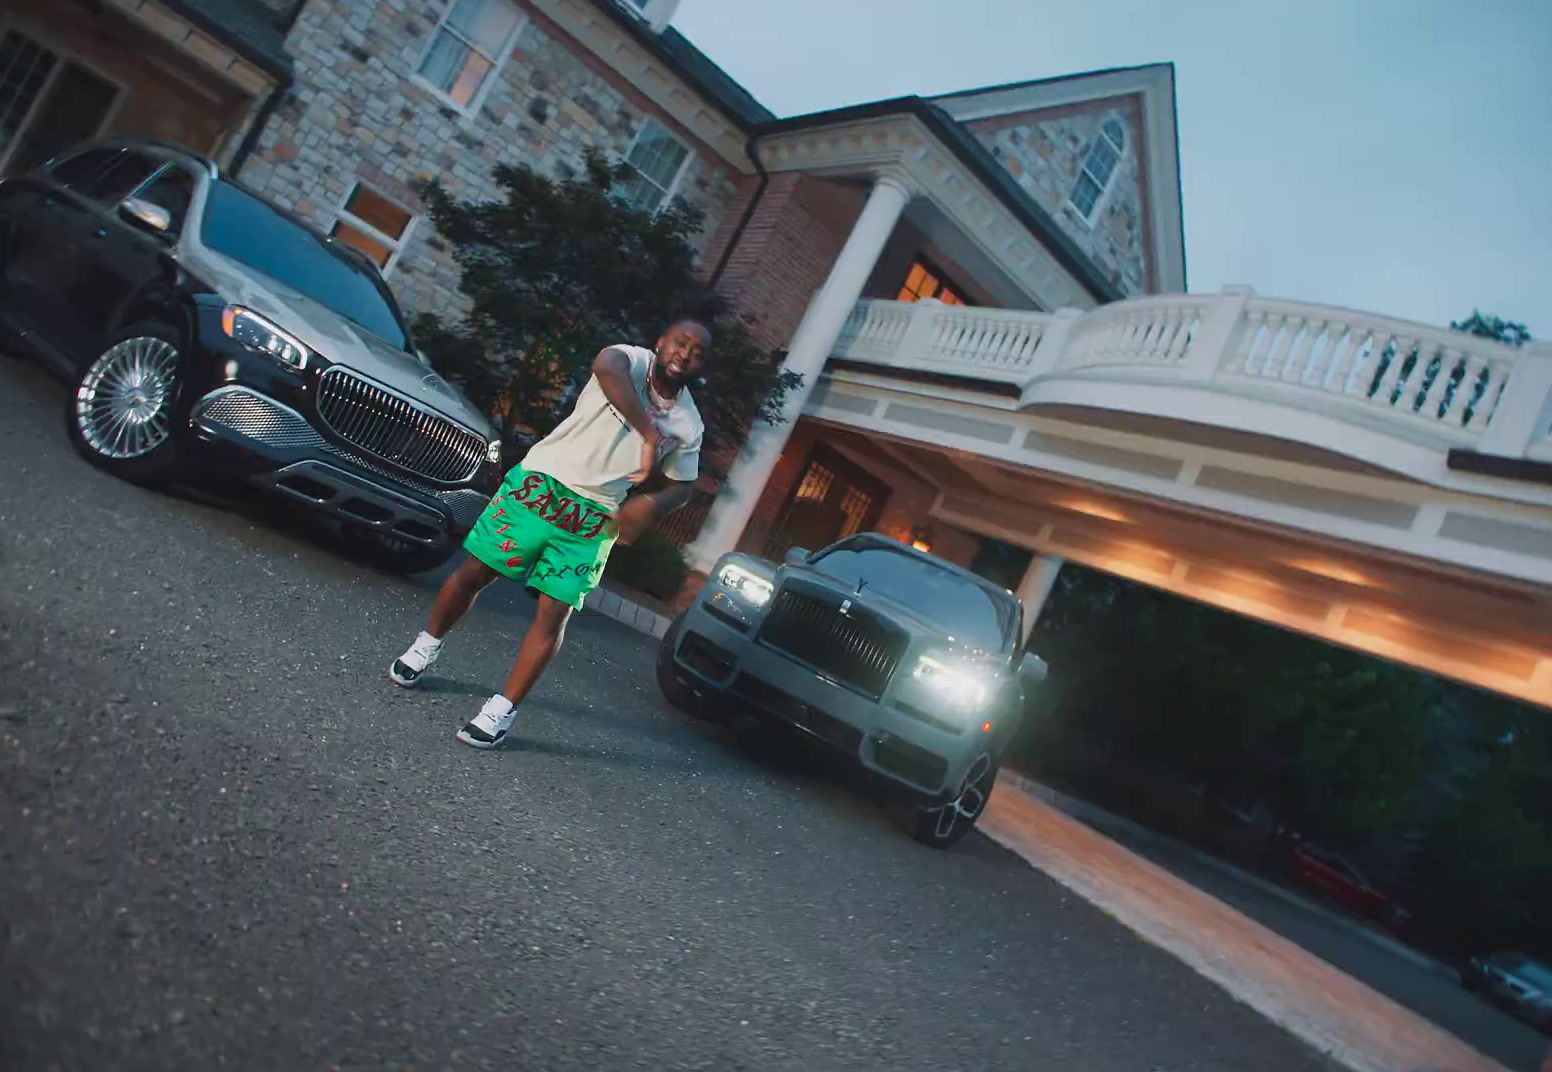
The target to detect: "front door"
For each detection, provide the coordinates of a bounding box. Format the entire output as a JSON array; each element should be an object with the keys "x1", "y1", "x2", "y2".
[
  {"x1": 0, "y1": 32, "x2": 119, "y2": 176},
  {"x1": 764, "y1": 445, "x2": 890, "y2": 559}
]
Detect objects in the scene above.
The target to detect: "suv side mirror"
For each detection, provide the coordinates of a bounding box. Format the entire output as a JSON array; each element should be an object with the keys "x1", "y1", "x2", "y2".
[
  {"x1": 783, "y1": 546, "x2": 810, "y2": 566},
  {"x1": 1018, "y1": 652, "x2": 1048, "y2": 684},
  {"x1": 119, "y1": 197, "x2": 172, "y2": 238}
]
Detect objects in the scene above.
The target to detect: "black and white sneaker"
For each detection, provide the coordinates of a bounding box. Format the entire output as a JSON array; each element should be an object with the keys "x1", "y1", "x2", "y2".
[
  {"x1": 389, "y1": 632, "x2": 442, "y2": 687},
  {"x1": 456, "y1": 695, "x2": 517, "y2": 750}
]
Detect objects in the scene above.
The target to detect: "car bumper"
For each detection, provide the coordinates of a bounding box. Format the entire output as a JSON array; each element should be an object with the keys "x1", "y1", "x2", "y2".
[
  {"x1": 671, "y1": 599, "x2": 989, "y2": 802},
  {"x1": 188, "y1": 385, "x2": 490, "y2": 549}
]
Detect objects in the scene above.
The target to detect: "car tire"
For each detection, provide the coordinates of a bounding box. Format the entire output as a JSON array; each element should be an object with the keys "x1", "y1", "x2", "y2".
[
  {"x1": 65, "y1": 321, "x2": 188, "y2": 484},
  {"x1": 339, "y1": 526, "x2": 456, "y2": 575},
  {"x1": 656, "y1": 615, "x2": 726, "y2": 722},
  {"x1": 911, "y1": 753, "x2": 997, "y2": 849}
]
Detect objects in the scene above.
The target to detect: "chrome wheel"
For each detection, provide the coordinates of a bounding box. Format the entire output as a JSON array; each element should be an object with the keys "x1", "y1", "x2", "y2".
[
  {"x1": 74, "y1": 336, "x2": 180, "y2": 459},
  {"x1": 925, "y1": 753, "x2": 995, "y2": 843}
]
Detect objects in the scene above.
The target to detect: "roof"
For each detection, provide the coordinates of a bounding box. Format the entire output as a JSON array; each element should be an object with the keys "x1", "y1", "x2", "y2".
[
  {"x1": 157, "y1": 0, "x2": 294, "y2": 82},
  {"x1": 591, "y1": 2, "x2": 773, "y2": 126},
  {"x1": 587, "y1": 2, "x2": 1170, "y2": 303},
  {"x1": 756, "y1": 97, "x2": 1126, "y2": 304}
]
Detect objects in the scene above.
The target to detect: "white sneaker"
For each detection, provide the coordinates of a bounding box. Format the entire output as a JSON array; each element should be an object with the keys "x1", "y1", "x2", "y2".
[
  {"x1": 389, "y1": 632, "x2": 442, "y2": 687},
  {"x1": 456, "y1": 695, "x2": 517, "y2": 750}
]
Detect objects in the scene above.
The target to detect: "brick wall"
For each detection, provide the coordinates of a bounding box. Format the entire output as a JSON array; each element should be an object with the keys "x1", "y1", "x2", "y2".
[
  {"x1": 240, "y1": 0, "x2": 743, "y2": 322},
  {"x1": 703, "y1": 174, "x2": 862, "y2": 353},
  {"x1": 970, "y1": 97, "x2": 1152, "y2": 297}
]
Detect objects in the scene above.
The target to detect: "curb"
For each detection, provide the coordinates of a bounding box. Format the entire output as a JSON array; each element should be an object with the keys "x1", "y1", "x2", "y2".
[
  {"x1": 584, "y1": 585, "x2": 671, "y2": 640},
  {"x1": 995, "y1": 769, "x2": 1459, "y2": 983}
]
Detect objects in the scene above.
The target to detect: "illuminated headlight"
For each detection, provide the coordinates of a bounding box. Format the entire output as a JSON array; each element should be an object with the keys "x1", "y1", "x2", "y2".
[
  {"x1": 913, "y1": 655, "x2": 990, "y2": 710},
  {"x1": 717, "y1": 563, "x2": 773, "y2": 606},
  {"x1": 221, "y1": 306, "x2": 309, "y2": 370},
  {"x1": 486, "y1": 439, "x2": 502, "y2": 463}
]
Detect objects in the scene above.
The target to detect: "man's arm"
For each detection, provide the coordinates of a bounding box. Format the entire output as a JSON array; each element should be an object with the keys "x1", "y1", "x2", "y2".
[
  {"x1": 592, "y1": 347, "x2": 665, "y2": 485},
  {"x1": 614, "y1": 480, "x2": 694, "y2": 546}
]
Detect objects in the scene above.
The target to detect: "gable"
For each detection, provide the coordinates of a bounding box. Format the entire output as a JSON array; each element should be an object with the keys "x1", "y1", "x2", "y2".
[
  {"x1": 931, "y1": 63, "x2": 1186, "y2": 295},
  {"x1": 969, "y1": 95, "x2": 1152, "y2": 297}
]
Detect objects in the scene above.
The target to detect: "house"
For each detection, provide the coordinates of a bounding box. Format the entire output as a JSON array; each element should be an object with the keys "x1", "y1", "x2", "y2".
[{"x1": 6, "y1": 0, "x2": 1552, "y2": 707}]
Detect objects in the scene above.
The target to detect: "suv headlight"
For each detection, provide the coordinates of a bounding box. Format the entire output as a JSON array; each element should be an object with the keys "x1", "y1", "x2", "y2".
[
  {"x1": 913, "y1": 654, "x2": 991, "y2": 710},
  {"x1": 486, "y1": 439, "x2": 502, "y2": 464},
  {"x1": 717, "y1": 563, "x2": 773, "y2": 606},
  {"x1": 222, "y1": 306, "x2": 309, "y2": 370}
]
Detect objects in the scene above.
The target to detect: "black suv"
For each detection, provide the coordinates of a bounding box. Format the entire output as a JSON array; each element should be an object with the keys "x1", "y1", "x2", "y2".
[{"x1": 0, "y1": 138, "x2": 499, "y2": 573}]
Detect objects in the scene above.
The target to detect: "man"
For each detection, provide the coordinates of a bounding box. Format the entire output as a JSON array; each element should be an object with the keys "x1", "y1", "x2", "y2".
[{"x1": 388, "y1": 318, "x2": 709, "y2": 749}]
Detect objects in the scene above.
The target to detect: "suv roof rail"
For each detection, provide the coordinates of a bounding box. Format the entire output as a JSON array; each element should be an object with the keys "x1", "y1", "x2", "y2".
[{"x1": 141, "y1": 139, "x2": 220, "y2": 179}]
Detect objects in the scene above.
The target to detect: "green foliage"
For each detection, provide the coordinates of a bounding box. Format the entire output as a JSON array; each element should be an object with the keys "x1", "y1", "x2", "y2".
[
  {"x1": 1449, "y1": 310, "x2": 1532, "y2": 348},
  {"x1": 409, "y1": 152, "x2": 801, "y2": 476},
  {"x1": 1015, "y1": 564, "x2": 1552, "y2": 957},
  {"x1": 604, "y1": 529, "x2": 688, "y2": 601}
]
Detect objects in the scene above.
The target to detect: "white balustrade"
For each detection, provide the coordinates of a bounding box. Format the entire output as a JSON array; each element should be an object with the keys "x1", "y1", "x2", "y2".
[{"x1": 830, "y1": 289, "x2": 1551, "y2": 458}]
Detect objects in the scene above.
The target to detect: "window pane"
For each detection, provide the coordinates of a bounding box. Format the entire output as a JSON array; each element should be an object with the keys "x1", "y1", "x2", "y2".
[
  {"x1": 84, "y1": 151, "x2": 161, "y2": 203},
  {"x1": 0, "y1": 32, "x2": 58, "y2": 156},
  {"x1": 1085, "y1": 139, "x2": 1119, "y2": 186},
  {"x1": 418, "y1": 30, "x2": 494, "y2": 106},
  {"x1": 626, "y1": 119, "x2": 688, "y2": 190},
  {"x1": 446, "y1": 0, "x2": 520, "y2": 54},
  {"x1": 344, "y1": 184, "x2": 412, "y2": 240},
  {"x1": 330, "y1": 220, "x2": 394, "y2": 267},
  {"x1": 939, "y1": 289, "x2": 964, "y2": 306},
  {"x1": 47, "y1": 146, "x2": 117, "y2": 188},
  {"x1": 613, "y1": 170, "x2": 664, "y2": 213},
  {"x1": 1071, "y1": 172, "x2": 1101, "y2": 216},
  {"x1": 1102, "y1": 117, "x2": 1126, "y2": 150},
  {"x1": 135, "y1": 166, "x2": 195, "y2": 233}
]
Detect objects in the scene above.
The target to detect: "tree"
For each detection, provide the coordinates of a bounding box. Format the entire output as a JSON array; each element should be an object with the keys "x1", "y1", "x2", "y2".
[
  {"x1": 1450, "y1": 310, "x2": 1532, "y2": 348},
  {"x1": 411, "y1": 152, "x2": 802, "y2": 476}
]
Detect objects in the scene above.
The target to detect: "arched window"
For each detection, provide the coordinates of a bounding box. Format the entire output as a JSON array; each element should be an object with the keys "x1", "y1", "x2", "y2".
[{"x1": 1069, "y1": 116, "x2": 1127, "y2": 222}]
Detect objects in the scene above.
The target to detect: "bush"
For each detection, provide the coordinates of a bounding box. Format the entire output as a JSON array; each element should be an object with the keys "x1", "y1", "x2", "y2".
[{"x1": 605, "y1": 529, "x2": 688, "y2": 601}]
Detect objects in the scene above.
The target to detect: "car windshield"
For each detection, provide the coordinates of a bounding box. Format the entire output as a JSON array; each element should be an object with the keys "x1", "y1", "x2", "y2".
[
  {"x1": 809, "y1": 541, "x2": 1014, "y2": 650},
  {"x1": 200, "y1": 181, "x2": 408, "y2": 349}
]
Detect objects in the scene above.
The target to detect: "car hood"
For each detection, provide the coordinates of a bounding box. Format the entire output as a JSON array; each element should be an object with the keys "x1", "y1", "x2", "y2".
[
  {"x1": 183, "y1": 246, "x2": 492, "y2": 435},
  {"x1": 780, "y1": 566, "x2": 1012, "y2": 663}
]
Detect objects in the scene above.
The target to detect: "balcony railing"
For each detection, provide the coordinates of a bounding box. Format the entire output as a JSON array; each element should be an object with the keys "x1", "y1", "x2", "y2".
[{"x1": 832, "y1": 289, "x2": 1552, "y2": 460}]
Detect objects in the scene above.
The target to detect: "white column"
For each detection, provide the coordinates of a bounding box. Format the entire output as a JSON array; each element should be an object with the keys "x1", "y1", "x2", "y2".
[
  {"x1": 1017, "y1": 554, "x2": 1064, "y2": 644},
  {"x1": 688, "y1": 171, "x2": 914, "y2": 572}
]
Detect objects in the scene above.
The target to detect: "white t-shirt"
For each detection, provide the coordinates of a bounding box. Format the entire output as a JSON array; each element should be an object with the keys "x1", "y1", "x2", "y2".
[{"x1": 521, "y1": 344, "x2": 703, "y2": 514}]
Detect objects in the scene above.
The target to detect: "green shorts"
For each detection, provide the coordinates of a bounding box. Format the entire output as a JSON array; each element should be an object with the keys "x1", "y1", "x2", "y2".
[{"x1": 463, "y1": 466, "x2": 616, "y2": 610}]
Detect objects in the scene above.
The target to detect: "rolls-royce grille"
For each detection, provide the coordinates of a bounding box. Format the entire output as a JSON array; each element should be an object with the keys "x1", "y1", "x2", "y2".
[
  {"x1": 757, "y1": 586, "x2": 908, "y2": 699},
  {"x1": 316, "y1": 368, "x2": 483, "y2": 483}
]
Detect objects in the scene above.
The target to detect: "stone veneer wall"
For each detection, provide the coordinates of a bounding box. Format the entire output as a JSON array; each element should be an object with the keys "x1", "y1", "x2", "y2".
[
  {"x1": 969, "y1": 97, "x2": 1151, "y2": 297},
  {"x1": 238, "y1": 0, "x2": 742, "y2": 322}
]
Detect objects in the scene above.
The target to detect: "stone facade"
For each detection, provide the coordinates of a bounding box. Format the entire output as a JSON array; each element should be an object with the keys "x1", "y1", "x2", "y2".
[
  {"x1": 970, "y1": 98, "x2": 1151, "y2": 297},
  {"x1": 237, "y1": 0, "x2": 742, "y2": 321}
]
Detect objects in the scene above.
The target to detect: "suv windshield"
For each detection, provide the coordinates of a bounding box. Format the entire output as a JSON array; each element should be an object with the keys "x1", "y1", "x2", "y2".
[
  {"x1": 200, "y1": 181, "x2": 408, "y2": 349},
  {"x1": 809, "y1": 541, "x2": 1015, "y2": 651}
]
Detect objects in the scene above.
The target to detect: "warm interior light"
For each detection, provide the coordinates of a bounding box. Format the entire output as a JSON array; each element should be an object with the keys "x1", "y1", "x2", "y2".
[
  {"x1": 1057, "y1": 498, "x2": 1131, "y2": 524},
  {"x1": 980, "y1": 721, "x2": 993, "y2": 733},
  {"x1": 1281, "y1": 557, "x2": 1375, "y2": 588}
]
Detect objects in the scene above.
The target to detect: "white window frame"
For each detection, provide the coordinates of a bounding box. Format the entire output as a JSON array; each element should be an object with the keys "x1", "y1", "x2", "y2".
[
  {"x1": 1064, "y1": 115, "x2": 1128, "y2": 228},
  {"x1": 330, "y1": 181, "x2": 418, "y2": 276},
  {"x1": 410, "y1": 0, "x2": 528, "y2": 119},
  {"x1": 617, "y1": 116, "x2": 692, "y2": 215}
]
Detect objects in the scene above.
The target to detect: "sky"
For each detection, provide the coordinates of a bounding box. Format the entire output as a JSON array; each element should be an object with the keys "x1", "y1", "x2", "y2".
[{"x1": 673, "y1": 0, "x2": 1552, "y2": 338}]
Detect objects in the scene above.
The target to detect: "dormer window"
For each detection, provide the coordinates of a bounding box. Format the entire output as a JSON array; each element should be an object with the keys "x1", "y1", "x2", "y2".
[
  {"x1": 618, "y1": 0, "x2": 680, "y2": 33},
  {"x1": 1068, "y1": 116, "x2": 1127, "y2": 223}
]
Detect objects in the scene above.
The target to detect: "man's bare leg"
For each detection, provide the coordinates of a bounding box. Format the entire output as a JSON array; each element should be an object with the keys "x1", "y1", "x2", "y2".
[
  {"x1": 456, "y1": 593, "x2": 572, "y2": 749},
  {"x1": 389, "y1": 555, "x2": 498, "y2": 688},
  {"x1": 499, "y1": 594, "x2": 573, "y2": 704},
  {"x1": 427, "y1": 555, "x2": 500, "y2": 638}
]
